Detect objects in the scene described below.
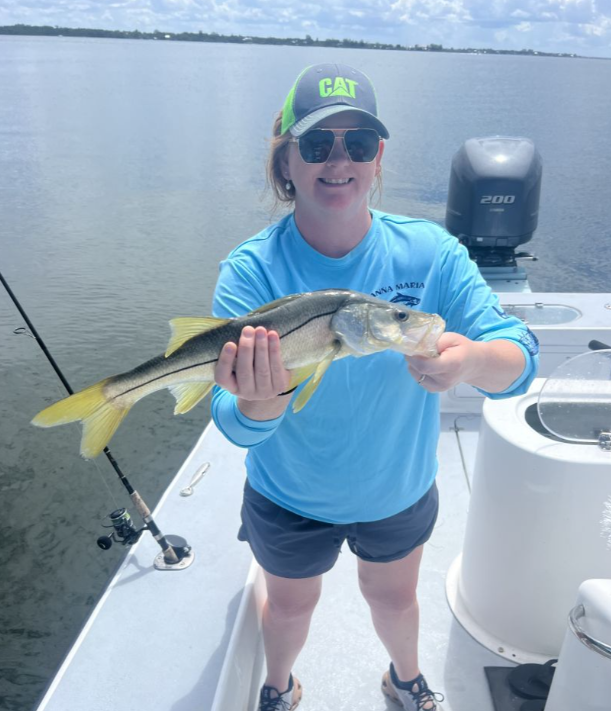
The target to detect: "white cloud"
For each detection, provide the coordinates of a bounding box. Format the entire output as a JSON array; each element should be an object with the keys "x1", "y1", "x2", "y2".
[
  {"x1": 0, "y1": 0, "x2": 610, "y2": 56},
  {"x1": 390, "y1": 0, "x2": 471, "y2": 23},
  {"x1": 389, "y1": 0, "x2": 610, "y2": 53}
]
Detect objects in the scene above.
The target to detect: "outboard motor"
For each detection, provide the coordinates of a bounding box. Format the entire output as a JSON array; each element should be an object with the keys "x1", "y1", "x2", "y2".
[{"x1": 445, "y1": 137, "x2": 542, "y2": 268}]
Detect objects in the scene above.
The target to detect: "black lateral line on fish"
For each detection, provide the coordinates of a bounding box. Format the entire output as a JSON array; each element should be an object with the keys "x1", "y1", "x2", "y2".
[
  {"x1": 109, "y1": 309, "x2": 341, "y2": 402},
  {"x1": 109, "y1": 359, "x2": 219, "y2": 401},
  {"x1": 278, "y1": 309, "x2": 338, "y2": 340}
]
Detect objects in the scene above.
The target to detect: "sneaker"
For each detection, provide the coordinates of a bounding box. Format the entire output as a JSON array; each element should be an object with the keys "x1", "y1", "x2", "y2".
[
  {"x1": 381, "y1": 663, "x2": 445, "y2": 710},
  {"x1": 258, "y1": 673, "x2": 302, "y2": 711}
]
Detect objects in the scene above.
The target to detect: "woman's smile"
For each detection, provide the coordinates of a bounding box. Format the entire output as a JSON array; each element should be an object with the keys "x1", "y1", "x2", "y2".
[{"x1": 319, "y1": 177, "x2": 353, "y2": 185}]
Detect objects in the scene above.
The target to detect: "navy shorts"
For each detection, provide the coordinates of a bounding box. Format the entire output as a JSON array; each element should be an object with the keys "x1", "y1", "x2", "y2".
[{"x1": 238, "y1": 479, "x2": 439, "y2": 579}]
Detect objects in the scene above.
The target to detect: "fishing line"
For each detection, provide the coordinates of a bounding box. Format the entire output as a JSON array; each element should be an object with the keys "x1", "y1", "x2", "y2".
[
  {"x1": 1, "y1": 268, "x2": 189, "y2": 568},
  {"x1": 90, "y1": 457, "x2": 121, "y2": 509}
]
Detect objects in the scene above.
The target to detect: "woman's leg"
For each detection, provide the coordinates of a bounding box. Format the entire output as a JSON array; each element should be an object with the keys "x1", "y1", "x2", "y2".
[
  {"x1": 357, "y1": 545, "x2": 424, "y2": 682},
  {"x1": 261, "y1": 569, "x2": 323, "y2": 691}
]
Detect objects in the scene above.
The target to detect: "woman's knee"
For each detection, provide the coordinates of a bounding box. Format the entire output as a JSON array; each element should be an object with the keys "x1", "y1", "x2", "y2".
[
  {"x1": 357, "y1": 553, "x2": 422, "y2": 613},
  {"x1": 265, "y1": 572, "x2": 322, "y2": 619},
  {"x1": 359, "y1": 577, "x2": 418, "y2": 613}
]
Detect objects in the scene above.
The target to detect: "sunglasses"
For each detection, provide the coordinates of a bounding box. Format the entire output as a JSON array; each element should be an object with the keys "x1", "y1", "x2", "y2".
[{"x1": 289, "y1": 128, "x2": 381, "y2": 164}]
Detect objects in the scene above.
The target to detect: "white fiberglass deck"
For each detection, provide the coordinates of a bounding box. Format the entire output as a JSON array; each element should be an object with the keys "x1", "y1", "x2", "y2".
[{"x1": 35, "y1": 413, "x2": 515, "y2": 711}]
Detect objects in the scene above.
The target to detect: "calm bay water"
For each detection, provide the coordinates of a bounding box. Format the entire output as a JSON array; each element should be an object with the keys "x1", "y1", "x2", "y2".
[{"x1": 0, "y1": 36, "x2": 610, "y2": 710}]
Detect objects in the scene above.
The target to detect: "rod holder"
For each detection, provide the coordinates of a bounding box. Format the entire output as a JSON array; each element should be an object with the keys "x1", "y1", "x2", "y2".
[{"x1": 568, "y1": 604, "x2": 611, "y2": 660}]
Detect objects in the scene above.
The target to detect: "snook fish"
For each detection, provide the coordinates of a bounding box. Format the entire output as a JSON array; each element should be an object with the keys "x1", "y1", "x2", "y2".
[{"x1": 32, "y1": 289, "x2": 445, "y2": 458}]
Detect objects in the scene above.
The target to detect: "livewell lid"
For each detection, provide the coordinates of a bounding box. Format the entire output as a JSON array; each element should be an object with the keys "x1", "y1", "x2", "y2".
[{"x1": 537, "y1": 349, "x2": 611, "y2": 445}]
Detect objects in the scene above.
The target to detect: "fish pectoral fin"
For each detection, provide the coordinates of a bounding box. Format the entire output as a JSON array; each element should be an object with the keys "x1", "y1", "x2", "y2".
[
  {"x1": 292, "y1": 343, "x2": 341, "y2": 414},
  {"x1": 32, "y1": 379, "x2": 129, "y2": 459},
  {"x1": 169, "y1": 382, "x2": 214, "y2": 415},
  {"x1": 166, "y1": 317, "x2": 229, "y2": 357}
]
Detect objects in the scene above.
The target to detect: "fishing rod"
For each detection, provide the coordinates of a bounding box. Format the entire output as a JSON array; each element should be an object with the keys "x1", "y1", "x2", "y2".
[{"x1": 0, "y1": 268, "x2": 193, "y2": 571}]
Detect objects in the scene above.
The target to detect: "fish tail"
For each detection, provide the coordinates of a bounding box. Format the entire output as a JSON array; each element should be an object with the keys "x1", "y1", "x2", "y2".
[{"x1": 32, "y1": 379, "x2": 130, "y2": 459}]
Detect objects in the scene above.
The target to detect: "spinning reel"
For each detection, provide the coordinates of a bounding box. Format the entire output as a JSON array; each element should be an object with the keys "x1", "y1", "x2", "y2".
[{"x1": 97, "y1": 508, "x2": 145, "y2": 550}]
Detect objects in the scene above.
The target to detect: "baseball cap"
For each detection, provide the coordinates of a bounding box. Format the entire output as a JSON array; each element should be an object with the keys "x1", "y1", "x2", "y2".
[{"x1": 280, "y1": 63, "x2": 390, "y2": 139}]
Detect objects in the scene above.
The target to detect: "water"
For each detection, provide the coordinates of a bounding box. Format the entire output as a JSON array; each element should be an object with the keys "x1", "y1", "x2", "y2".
[{"x1": 0, "y1": 36, "x2": 610, "y2": 710}]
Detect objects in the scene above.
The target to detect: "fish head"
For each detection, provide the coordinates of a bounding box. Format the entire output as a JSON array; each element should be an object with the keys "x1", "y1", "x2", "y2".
[{"x1": 331, "y1": 295, "x2": 445, "y2": 357}]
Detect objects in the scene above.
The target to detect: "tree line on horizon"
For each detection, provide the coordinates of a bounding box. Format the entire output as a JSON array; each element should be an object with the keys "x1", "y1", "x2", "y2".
[{"x1": 0, "y1": 24, "x2": 581, "y2": 58}]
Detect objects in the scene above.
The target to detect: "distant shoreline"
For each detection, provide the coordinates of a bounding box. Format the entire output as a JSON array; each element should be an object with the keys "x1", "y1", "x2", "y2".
[{"x1": 0, "y1": 24, "x2": 603, "y2": 59}]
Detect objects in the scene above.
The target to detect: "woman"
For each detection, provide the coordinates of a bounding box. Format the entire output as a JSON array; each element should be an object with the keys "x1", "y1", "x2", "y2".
[{"x1": 211, "y1": 63, "x2": 538, "y2": 711}]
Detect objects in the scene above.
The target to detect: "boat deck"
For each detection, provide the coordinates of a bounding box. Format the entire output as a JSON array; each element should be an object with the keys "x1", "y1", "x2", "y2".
[{"x1": 36, "y1": 412, "x2": 515, "y2": 711}]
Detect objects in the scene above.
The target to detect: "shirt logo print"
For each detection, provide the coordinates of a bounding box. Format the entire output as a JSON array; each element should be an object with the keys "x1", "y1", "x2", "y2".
[{"x1": 391, "y1": 292, "x2": 421, "y2": 307}]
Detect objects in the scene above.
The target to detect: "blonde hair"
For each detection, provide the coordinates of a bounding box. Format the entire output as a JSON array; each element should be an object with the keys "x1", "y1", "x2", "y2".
[
  {"x1": 266, "y1": 113, "x2": 295, "y2": 208},
  {"x1": 265, "y1": 111, "x2": 383, "y2": 215}
]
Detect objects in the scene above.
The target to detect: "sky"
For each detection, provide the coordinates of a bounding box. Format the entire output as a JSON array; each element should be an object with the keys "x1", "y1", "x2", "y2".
[{"x1": 1, "y1": 0, "x2": 610, "y2": 58}]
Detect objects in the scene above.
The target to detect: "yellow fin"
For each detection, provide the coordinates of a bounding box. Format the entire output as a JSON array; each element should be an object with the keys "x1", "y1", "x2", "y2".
[
  {"x1": 169, "y1": 382, "x2": 214, "y2": 415},
  {"x1": 292, "y1": 344, "x2": 341, "y2": 414},
  {"x1": 32, "y1": 379, "x2": 130, "y2": 459},
  {"x1": 287, "y1": 363, "x2": 319, "y2": 392},
  {"x1": 166, "y1": 317, "x2": 229, "y2": 357},
  {"x1": 80, "y1": 402, "x2": 130, "y2": 459},
  {"x1": 248, "y1": 293, "x2": 304, "y2": 316}
]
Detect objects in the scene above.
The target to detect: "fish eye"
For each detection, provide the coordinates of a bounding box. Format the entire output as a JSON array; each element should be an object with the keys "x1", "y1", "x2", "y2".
[{"x1": 394, "y1": 310, "x2": 409, "y2": 322}]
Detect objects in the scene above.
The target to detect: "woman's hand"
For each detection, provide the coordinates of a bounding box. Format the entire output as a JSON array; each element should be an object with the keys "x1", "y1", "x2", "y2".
[
  {"x1": 215, "y1": 326, "x2": 293, "y2": 412},
  {"x1": 405, "y1": 332, "x2": 525, "y2": 393}
]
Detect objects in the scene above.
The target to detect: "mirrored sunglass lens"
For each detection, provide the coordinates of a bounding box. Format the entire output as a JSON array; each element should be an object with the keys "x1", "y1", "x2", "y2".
[
  {"x1": 344, "y1": 129, "x2": 379, "y2": 162},
  {"x1": 299, "y1": 130, "x2": 335, "y2": 163}
]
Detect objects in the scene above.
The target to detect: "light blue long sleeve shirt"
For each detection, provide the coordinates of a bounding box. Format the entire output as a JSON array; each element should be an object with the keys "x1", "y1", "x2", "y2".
[{"x1": 211, "y1": 211, "x2": 539, "y2": 523}]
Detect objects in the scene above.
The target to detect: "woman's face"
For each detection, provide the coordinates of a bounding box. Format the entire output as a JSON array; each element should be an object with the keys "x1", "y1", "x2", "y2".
[{"x1": 283, "y1": 110, "x2": 384, "y2": 221}]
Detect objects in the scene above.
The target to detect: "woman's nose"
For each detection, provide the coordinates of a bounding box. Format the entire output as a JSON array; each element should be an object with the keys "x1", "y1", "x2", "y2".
[{"x1": 326, "y1": 135, "x2": 350, "y2": 165}]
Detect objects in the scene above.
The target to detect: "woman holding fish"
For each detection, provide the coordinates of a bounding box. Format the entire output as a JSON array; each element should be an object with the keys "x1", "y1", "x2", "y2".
[
  {"x1": 31, "y1": 61, "x2": 539, "y2": 711},
  {"x1": 211, "y1": 63, "x2": 539, "y2": 711}
]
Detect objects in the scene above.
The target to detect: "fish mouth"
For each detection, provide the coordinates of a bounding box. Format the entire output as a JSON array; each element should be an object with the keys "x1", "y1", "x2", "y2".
[{"x1": 394, "y1": 318, "x2": 445, "y2": 357}]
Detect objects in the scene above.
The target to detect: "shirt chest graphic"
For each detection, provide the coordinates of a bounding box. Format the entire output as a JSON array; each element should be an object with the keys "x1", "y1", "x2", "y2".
[{"x1": 370, "y1": 281, "x2": 426, "y2": 307}]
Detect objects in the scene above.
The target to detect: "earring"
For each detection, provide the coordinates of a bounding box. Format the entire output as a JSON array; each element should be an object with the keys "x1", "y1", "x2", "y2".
[{"x1": 285, "y1": 180, "x2": 292, "y2": 191}]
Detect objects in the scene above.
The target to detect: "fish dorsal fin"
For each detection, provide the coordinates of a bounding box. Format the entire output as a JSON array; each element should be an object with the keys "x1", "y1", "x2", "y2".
[
  {"x1": 166, "y1": 317, "x2": 229, "y2": 357},
  {"x1": 292, "y1": 342, "x2": 341, "y2": 414},
  {"x1": 248, "y1": 293, "x2": 304, "y2": 316},
  {"x1": 169, "y1": 382, "x2": 214, "y2": 415}
]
